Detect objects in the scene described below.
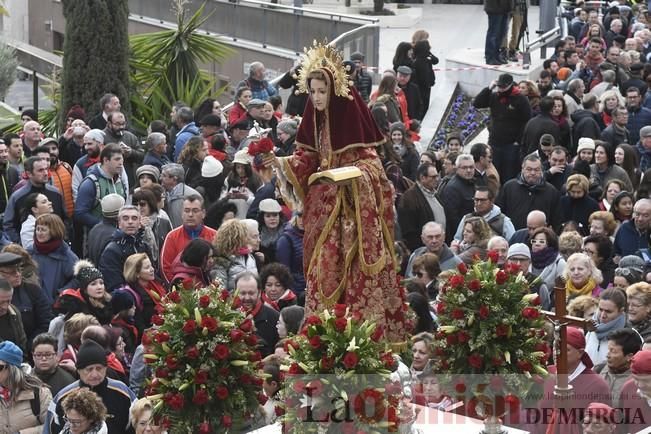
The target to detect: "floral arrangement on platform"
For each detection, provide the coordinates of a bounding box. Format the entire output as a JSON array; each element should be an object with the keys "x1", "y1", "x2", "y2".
[
  {"x1": 280, "y1": 305, "x2": 404, "y2": 433},
  {"x1": 432, "y1": 252, "x2": 549, "y2": 416},
  {"x1": 431, "y1": 85, "x2": 489, "y2": 150},
  {"x1": 142, "y1": 282, "x2": 265, "y2": 433}
]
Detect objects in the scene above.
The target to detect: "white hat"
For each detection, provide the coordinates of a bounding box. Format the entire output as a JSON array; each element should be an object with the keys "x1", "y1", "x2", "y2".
[
  {"x1": 259, "y1": 198, "x2": 282, "y2": 213},
  {"x1": 201, "y1": 156, "x2": 224, "y2": 178},
  {"x1": 84, "y1": 129, "x2": 105, "y2": 144},
  {"x1": 576, "y1": 138, "x2": 595, "y2": 153},
  {"x1": 507, "y1": 243, "x2": 531, "y2": 260},
  {"x1": 233, "y1": 149, "x2": 253, "y2": 165}
]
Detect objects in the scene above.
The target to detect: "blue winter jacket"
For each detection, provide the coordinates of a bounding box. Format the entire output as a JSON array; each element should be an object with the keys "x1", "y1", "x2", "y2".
[
  {"x1": 28, "y1": 242, "x2": 78, "y2": 304},
  {"x1": 275, "y1": 223, "x2": 306, "y2": 294}
]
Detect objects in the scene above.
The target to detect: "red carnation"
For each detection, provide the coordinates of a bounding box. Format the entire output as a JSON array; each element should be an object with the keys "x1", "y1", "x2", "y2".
[
  {"x1": 468, "y1": 279, "x2": 481, "y2": 292},
  {"x1": 247, "y1": 137, "x2": 274, "y2": 156},
  {"x1": 151, "y1": 314, "x2": 164, "y2": 326},
  {"x1": 522, "y1": 307, "x2": 540, "y2": 320},
  {"x1": 240, "y1": 318, "x2": 254, "y2": 332},
  {"x1": 530, "y1": 295, "x2": 541, "y2": 306},
  {"x1": 250, "y1": 351, "x2": 262, "y2": 362},
  {"x1": 232, "y1": 296, "x2": 241, "y2": 309},
  {"x1": 201, "y1": 316, "x2": 219, "y2": 333},
  {"x1": 218, "y1": 367, "x2": 230, "y2": 377},
  {"x1": 182, "y1": 319, "x2": 196, "y2": 334},
  {"x1": 309, "y1": 335, "x2": 321, "y2": 349},
  {"x1": 192, "y1": 389, "x2": 210, "y2": 405},
  {"x1": 305, "y1": 315, "x2": 322, "y2": 326},
  {"x1": 334, "y1": 304, "x2": 347, "y2": 318},
  {"x1": 221, "y1": 415, "x2": 232, "y2": 428},
  {"x1": 457, "y1": 262, "x2": 468, "y2": 275},
  {"x1": 381, "y1": 352, "x2": 396, "y2": 369},
  {"x1": 468, "y1": 353, "x2": 483, "y2": 369},
  {"x1": 165, "y1": 354, "x2": 179, "y2": 370},
  {"x1": 335, "y1": 317, "x2": 347, "y2": 332},
  {"x1": 351, "y1": 311, "x2": 362, "y2": 322},
  {"x1": 446, "y1": 334, "x2": 458, "y2": 345},
  {"x1": 212, "y1": 344, "x2": 230, "y2": 360},
  {"x1": 492, "y1": 356, "x2": 504, "y2": 367},
  {"x1": 195, "y1": 370, "x2": 209, "y2": 384},
  {"x1": 342, "y1": 352, "x2": 359, "y2": 369},
  {"x1": 479, "y1": 305, "x2": 490, "y2": 319},
  {"x1": 517, "y1": 360, "x2": 533, "y2": 372},
  {"x1": 487, "y1": 249, "x2": 499, "y2": 264},
  {"x1": 451, "y1": 308, "x2": 465, "y2": 320},
  {"x1": 455, "y1": 383, "x2": 466, "y2": 394},
  {"x1": 220, "y1": 289, "x2": 230, "y2": 301},
  {"x1": 449, "y1": 275, "x2": 464, "y2": 288},
  {"x1": 457, "y1": 331, "x2": 470, "y2": 343},
  {"x1": 167, "y1": 291, "x2": 181, "y2": 303},
  {"x1": 199, "y1": 295, "x2": 211, "y2": 308},
  {"x1": 275, "y1": 406, "x2": 285, "y2": 417},
  {"x1": 436, "y1": 302, "x2": 446, "y2": 315},
  {"x1": 185, "y1": 346, "x2": 199, "y2": 359},
  {"x1": 258, "y1": 392, "x2": 268, "y2": 405},
  {"x1": 288, "y1": 362, "x2": 304, "y2": 374},
  {"x1": 284, "y1": 340, "x2": 298, "y2": 352},
  {"x1": 371, "y1": 325, "x2": 384, "y2": 342},
  {"x1": 166, "y1": 392, "x2": 185, "y2": 411},
  {"x1": 155, "y1": 331, "x2": 170, "y2": 343},
  {"x1": 496, "y1": 324, "x2": 509, "y2": 337},
  {"x1": 155, "y1": 367, "x2": 169, "y2": 378},
  {"x1": 215, "y1": 385, "x2": 229, "y2": 400},
  {"x1": 198, "y1": 422, "x2": 212, "y2": 434},
  {"x1": 141, "y1": 332, "x2": 152, "y2": 346},
  {"x1": 321, "y1": 356, "x2": 334, "y2": 370},
  {"x1": 230, "y1": 328, "x2": 244, "y2": 342},
  {"x1": 495, "y1": 270, "x2": 508, "y2": 284},
  {"x1": 240, "y1": 373, "x2": 253, "y2": 384}
]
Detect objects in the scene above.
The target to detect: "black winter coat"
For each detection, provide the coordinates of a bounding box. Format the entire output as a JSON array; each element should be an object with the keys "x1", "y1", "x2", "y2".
[
  {"x1": 439, "y1": 175, "x2": 476, "y2": 243},
  {"x1": 398, "y1": 185, "x2": 439, "y2": 251},
  {"x1": 495, "y1": 175, "x2": 561, "y2": 231},
  {"x1": 571, "y1": 110, "x2": 602, "y2": 146},
  {"x1": 474, "y1": 86, "x2": 531, "y2": 146},
  {"x1": 522, "y1": 113, "x2": 561, "y2": 156}
]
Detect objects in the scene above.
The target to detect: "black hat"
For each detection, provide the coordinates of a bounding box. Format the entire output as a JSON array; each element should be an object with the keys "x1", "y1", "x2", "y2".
[
  {"x1": 74, "y1": 260, "x2": 104, "y2": 290},
  {"x1": 497, "y1": 73, "x2": 514, "y2": 87},
  {"x1": 229, "y1": 120, "x2": 249, "y2": 132},
  {"x1": 76, "y1": 340, "x2": 107, "y2": 370},
  {"x1": 350, "y1": 51, "x2": 364, "y2": 62},
  {"x1": 0, "y1": 252, "x2": 22, "y2": 268},
  {"x1": 111, "y1": 289, "x2": 135, "y2": 313},
  {"x1": 631, "y1": 63, "x2": 645, "y2": 72},
  {"x1": 199, "y1": 114, "x2": 221, "y2": 127}
]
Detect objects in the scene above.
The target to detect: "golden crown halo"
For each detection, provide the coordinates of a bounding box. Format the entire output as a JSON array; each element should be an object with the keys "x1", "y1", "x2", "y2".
[{"x1": 294, "y1": 40, "x2": 354, "y2": 100}]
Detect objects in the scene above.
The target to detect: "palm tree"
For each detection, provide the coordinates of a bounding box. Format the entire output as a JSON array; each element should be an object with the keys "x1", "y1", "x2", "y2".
[{"x1": 129, "y1": 0, "x2": 234, "y2": 133}]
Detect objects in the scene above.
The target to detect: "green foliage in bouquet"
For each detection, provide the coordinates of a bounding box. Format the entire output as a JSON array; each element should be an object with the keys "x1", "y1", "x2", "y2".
[
  {"x1": 280, "y1": 305, "x2": 404, "y2": 433},
  {"x1": 143, "y1": 283, "x2": 265, "y2": 434},
  {"x1": 432, "y1": 252, "x2": 549, "y2": 411}
]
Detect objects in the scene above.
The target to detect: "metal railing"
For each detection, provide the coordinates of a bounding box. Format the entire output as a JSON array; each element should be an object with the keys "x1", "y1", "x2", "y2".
[{"x1": 129, "y1": 0, "x2": 378, "y2": 55}]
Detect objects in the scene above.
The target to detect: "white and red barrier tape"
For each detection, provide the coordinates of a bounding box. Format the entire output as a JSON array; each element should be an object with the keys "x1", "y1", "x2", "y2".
[{"x1": 365, "y1": 65, "x2": 521, "y2": 72}]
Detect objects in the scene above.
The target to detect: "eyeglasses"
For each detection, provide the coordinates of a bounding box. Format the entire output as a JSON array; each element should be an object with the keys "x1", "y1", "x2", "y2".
[
  {"x1": 33, "y1": 352, "x2": 56, "y2": 359},
  {"x1": 473, "y1": 198, "x2": 489, "y2": 202},
  {"x1": 64, "y1": 416, "x2": 87, "y2": 427}
]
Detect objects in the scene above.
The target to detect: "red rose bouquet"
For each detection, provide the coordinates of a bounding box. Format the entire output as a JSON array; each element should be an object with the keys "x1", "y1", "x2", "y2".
[
  {"x1": 143, "y1": 282, "x2": 265, "y2": 433},
  {"x1": 432, "y1": 253, "x2": 548, "y2": 419},
  {"x1": 247, "y1": 136, "x2": 275, "y2": 171},
  {"x1": 280, "y1": 306, "x2": 404, "y2": 433}
]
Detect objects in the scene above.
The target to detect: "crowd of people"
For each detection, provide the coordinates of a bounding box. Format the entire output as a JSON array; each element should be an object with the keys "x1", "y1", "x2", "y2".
[{"x1": 4, "y1": 8, "x2": 651, "y2": 430}]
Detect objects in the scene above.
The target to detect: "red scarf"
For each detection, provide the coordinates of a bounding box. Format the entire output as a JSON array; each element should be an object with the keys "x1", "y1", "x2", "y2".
[
  {"x1": 498, "y1": 85, "x2": 521, "y2": 104},
  {"x1": 106, "y1": 352, "x2": 125, "y2": 375},
  {"x1": 34, "y1": 237, "x2": 62, "y2": 254},
  {"x1": 111, "y1": 317, "x2": 139, "y2": 343},
  {"x1": 208, "y1": 149, "x2": 227, "y2": 162},
  {"x1": 83, "y1": 156, "x2": 100, "y2": 168},
  {"x1": 244, "y1": 298, "x2": 263, "y2": 317},
  {"x1": 262, "y1": 290, "x2": 297, "y2": 311}
]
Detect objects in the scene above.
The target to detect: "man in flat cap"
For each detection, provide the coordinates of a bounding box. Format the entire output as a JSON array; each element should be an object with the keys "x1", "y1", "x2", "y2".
[{"x1": 396, "y1": 65, "x2": 424, "y2": 121}]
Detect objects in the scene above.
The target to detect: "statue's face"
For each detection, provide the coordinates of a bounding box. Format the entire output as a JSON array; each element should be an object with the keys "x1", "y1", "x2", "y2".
[{"x1": 309, "y1": 78, "x2": 328, "y2": 112}]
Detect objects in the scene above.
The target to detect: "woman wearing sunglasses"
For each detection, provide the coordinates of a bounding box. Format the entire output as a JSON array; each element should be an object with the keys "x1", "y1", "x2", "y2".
[{"x1": 0, "y1": 340, "x2": 52, "y2": 434}]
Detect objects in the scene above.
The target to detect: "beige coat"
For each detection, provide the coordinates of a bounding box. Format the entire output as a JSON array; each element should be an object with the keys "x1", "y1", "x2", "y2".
[{"x1": 0, "y1": 385, "x2": 52, "y2": 434}]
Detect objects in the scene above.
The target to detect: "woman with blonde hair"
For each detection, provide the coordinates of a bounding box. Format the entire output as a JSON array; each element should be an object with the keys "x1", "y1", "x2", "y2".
[
  {"x1": 210, "y1": 219, "x2": 257, "y2": 291},
  {"x1": 518, "y1": 80, "x2": 541, "y2": 114},
  {"x1": 563, "y1": 252, "x2": 603, "y2": 301},
  {"x1": 130, "y1": 397, "x2": 166, "y2": 434},
  {"x1": 567, "y1": 295, "x2": 599, "y2": 319},
  {"x1": 123, "y1": 253, "x2": 167, "y2": 332},
  {"x1": 0, "y1": 341, "x2": 51, "y2": 434},
  {"x1": 560, "y1": 174, "x2": 600, "y2": 232},
  {"x1": 588, "y1": 210, "x2": 617, "y2": 239},
  {"x1": 626, "y1": 282, "x2": 651, "y2": 339},
  {"x1": 450, "y1": 216, "x2": 492, "y2": 265},
  {"x1": 598, "y1": 89, "x2": 625, "y2": 126},
  {"x1": 374, "y1": 75, "x2": 402, "y2": 123},
  {"x1": 410, "y1": 332, "x2": 434, "y2": 378},
  {"x1": 558, "y1": 231, "x2": 583, "y2": 260}
]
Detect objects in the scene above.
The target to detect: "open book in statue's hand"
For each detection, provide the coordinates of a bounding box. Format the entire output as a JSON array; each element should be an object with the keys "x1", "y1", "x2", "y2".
[{"x1": 308, "y1": 166, "x2": 362, "y2": 186}]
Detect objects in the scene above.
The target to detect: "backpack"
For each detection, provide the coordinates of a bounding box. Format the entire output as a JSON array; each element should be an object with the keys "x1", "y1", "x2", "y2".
[{"x1": 86, "y1": 173, "x2": 126, "y2": 218}]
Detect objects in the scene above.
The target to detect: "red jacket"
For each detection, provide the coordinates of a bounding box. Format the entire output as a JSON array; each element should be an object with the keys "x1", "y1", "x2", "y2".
[{"x1": 160, "y1": 225, "x2": 217, "y2": 282}]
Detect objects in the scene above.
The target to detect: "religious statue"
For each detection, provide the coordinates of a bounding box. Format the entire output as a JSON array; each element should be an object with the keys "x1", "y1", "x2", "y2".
[{"x1": 264, "y1": 42, "x2": 407, "y2": 344}]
